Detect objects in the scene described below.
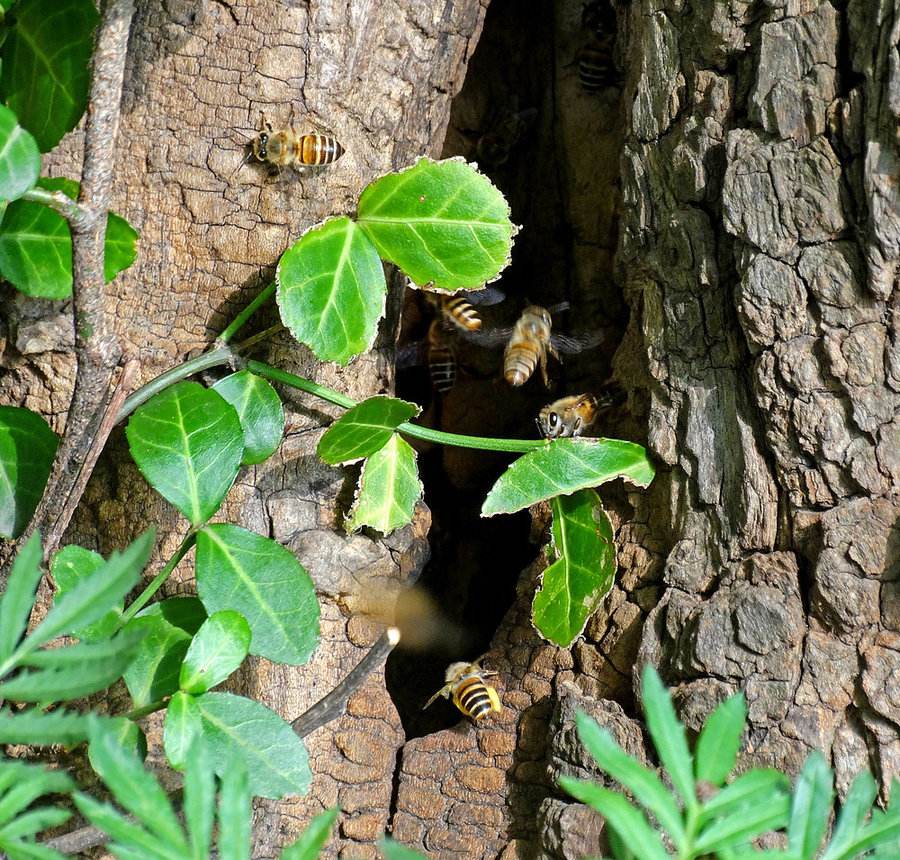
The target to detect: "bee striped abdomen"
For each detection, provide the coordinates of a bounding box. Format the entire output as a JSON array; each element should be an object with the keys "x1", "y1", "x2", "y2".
[
  {"x1": 453, "y1": 677, "x2": 496, "y2": 720},
  {"x1": 299, "y1": 133, "x2": 344, "y2": 166},
  {"x1": 427, "y1": 321, "x2": 457, "y2": 393},
  {"x1": 442, "y1": 297, "x2": 482, "y2": 332},
  {"x1": 504, "y1": 340, "x2": 539, "y2": 386}
]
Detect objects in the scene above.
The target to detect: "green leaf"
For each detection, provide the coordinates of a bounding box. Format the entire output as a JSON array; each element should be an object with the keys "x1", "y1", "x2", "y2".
[
  {"x1": 217, "y1": 756, "x2": 250, "y2": 860},
  {"x1": 0, "y1": 532, "x2": 42, "y2": 663},
  {"x1": 72, "y1": 791, "x2": 170, "y2": 859},
  {"x1": 346, "y1": 434, "x2": 422, "y2": 535},
  {"x1": 280, "y1": 808, "x2": 339, "y2": 860},
  {"x1": 182, "y1": 739, "x2": 214, "y2": 860},
  {"x1": 195, "y1": 525, "x2": 319, "y2": 666},
  {"x1": 693, "y1": 793, "x2": 791, "y2": 853},
  {"x1": 698, "y1": 768, "x2": 791, "y2": 825},
  {"x1": 104, "y1": 211, "x2": 139, "y2": 283},
  {"x1": 532, "y1": 490, "x2": 615, "y2": 647},
  {"x1": 0, "y1": 175, "x2": 72, "y2": 297},
  {"x1": 163, "y1": 691, "x2": 202, "y2": 771},
  {"x1": 51, "y1": 545, "x2": 121, "y2": 641},
  {"x1": 0, "y1": 758, "x2": 72, "y2": 855},
  {"x1": 126, "y1": 381, "x2": 244, "y2": 525},
  {"x1": 787, "y1": 752, "x2": 833, "y2": 859},
  {"x1": 357, "y1": 157, "x2": 515, "y2": 290},
  {"x1": 27, "y1": 530, "x2": 154, "y2": 654},
  {"x1": 694, "y1": 692, "x2": 747, "y2": 786},
  {"x1": 122, "y1": 597, "x2": 206, "y2": 707},
  {"x1": 572, "y1": 711, "x2": 685, "y2": 848},
  {"x1": 192, "y1": 691, "x2": 312, "y2": 799},
  {"x1": 641, "y1": 665, "x2": 696, "y2": 811},
  {"x1": 481, "y1": 438, "x2": 655, "y2": 517},
  {"x1": 179, "y1": 610, "x2": 251, "y2": 694},
  {"x1": 317, "y1": 396, "x2": 419, "y2": 465},
  {"x1": 0, "y1": 105, "x2": 38, "y2": 201},
  {"x1": 277, "y1": 215, "x2": 386, "y2": 364},
  {"x1": 853, "y1": 802, "x2": 900, "y2": 858},
  {"x1": 0, "y1": 708, "x2": 91, "y2": 745},
  {"x1": 0, "y1": 630, "x2": 144, "y2": 701},
  {"x1": 86, "y1": 718, "x2": 189, "y2": 852},
  {"x1": 0, "y1": 407, "x2": 58, "y2": 538},
  {"x1": 378, "y1": 839, "x2": 430, "y2": 860},
  {"x1": 559, "y1": 776, "x2": 669, "y2": 860},
  {"x1": 0, "y1": 0, "x2": 99, "y2": 151},
  {"x1": 821, "y1": 770, "x2": 878, "y2": 860},
  {"x1": 212, "y1": 371, "x2": 284, "y2": 466}
]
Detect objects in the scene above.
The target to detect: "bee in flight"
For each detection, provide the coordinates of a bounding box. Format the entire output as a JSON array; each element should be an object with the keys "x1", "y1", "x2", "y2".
[
  {"x1": 236, "y1": 112, "x2": 345, "y2": 176},
  {"x1": 425, "y1": 285, "x2": 506, "y2": 333},
  {"x1": 424, "y1": 659, "x2": 502, "y2": 722},
  {"x1": 463, "y1": 303, "x2": 603, "y2": 388},
  {"x1": 426, "y1": 318, "x2": 457, "y2": 394},
  {"x1": 538, "y1": 393, "x2": 606, "y2": 438}
]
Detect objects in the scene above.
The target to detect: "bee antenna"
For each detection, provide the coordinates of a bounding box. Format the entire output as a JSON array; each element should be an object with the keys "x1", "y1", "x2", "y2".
[{"x1": 230, "y1": 149, "x2": 254, "y2": 178}]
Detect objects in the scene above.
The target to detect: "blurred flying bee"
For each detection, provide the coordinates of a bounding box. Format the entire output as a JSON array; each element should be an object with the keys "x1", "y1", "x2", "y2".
[
  {"x1": 423, "y1": 658, "x2": 501, "y2": 722},
  {"x1": 537, "y1": 393, "x2": 603, "y2": 438},
  {"x1": 463, "y1": 303, "x2": 603, "y2": 388},
  {"x1": 578, "y1": 0, "x2": 619, "y2": 92},
  {"x1": 427, "y1": 285, "x2": 506, "y2": 333},
  {"x1": 236, "y1": 112, "x2": 345, "y2": 175},
  {"x1": 475, "y1": 106, "x2": 538, "y2": 169},
  {"x1": 426, "y1": 318, "x2": 457, "y2": 394}
]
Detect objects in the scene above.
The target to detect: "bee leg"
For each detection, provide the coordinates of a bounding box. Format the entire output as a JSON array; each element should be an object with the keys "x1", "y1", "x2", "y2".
[
  {"x1": 267, "y1": 164, "x2": 280, "y2": 179},
  {"x1": 539, "y1": 351, "x2": 550, "y2": 387}
]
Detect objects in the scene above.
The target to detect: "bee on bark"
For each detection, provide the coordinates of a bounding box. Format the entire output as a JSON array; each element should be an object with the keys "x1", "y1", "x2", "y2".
[
  {"x1": 423, "y1": 659, "x2": 502, "y2": 722},
  {"x1": 236, "y1": 112, "x2": 345, "y2": 176},
  {"x1": 537, "y1": 393, "x2": 603, "y2": 438},
  {"x1": 426, "y1": 319, "x2": 458, "y2": 394}
]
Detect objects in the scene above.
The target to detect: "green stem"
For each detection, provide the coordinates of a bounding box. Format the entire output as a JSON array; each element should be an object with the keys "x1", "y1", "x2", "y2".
[
  {"x1": 21, "y1": 187, "x2": 89, "y2": 227},
  {"x1": 123, "y1": 698, "x2": 169, "y2": 721},
  {"x1": 217, "y1": 282, "x2": 276, "y2": 344},
  {"x1": 246, "y1": 361, "x2": 547, "y2": 453},
  {"x1": 119, "y1": 530, "x2": 198, "y2": 625}
]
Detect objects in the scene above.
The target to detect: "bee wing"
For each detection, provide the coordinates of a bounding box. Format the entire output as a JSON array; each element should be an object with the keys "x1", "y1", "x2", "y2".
[
  {"x1": 457, "y1": 325, "x2": 513, "y2": 348},
  {"x1": 551, "y1": 329, "x2": 608, "y2": 354},
  {"x1": 465, "y1": 285, "x2": 506, "y2": 307},
  {"x1": 423, "y1": 684, "x2": 452, "y2": 709}
]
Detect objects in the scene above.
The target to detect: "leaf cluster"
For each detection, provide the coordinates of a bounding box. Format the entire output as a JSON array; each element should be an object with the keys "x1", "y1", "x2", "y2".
[{"x1": 562, "y1": 666, "x2": 900, "y2": 859}]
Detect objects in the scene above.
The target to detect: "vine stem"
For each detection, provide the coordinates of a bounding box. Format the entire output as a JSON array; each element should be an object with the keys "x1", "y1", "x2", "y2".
[
  {"x1": 217, "y1": 282, "x2": 276, "y2": 344},
  {"x1": 20, "y1": 187, "x2": 91, "y2": 228}
]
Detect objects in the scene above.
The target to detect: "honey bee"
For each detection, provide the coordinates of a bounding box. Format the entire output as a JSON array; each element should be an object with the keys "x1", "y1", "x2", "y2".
[
  {"x1": 578, "y1": 0, "x2": 619, "y2": 92},
  {"x1": 426, "y1": 285, "x2": 505, "y2": 333},
  {"x1": 423, "y1": 659, "x2": 501, "y2": 722},
  {"x1": 238, "y1": 113, "x2": 345, "y2": 175},
  {"x1": 538, "y1": 394, "x2": 602, "y2": 438},
  {"x1": 426, "y1": 319, "x2": 457, "y2": 394}
]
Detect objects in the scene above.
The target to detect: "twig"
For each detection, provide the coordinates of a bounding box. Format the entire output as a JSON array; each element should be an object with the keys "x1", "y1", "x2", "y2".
[
  {"x1": 292, "y1": 627, "x2": 400, "y2": 737},
  {"x1": 20, "y1": 187, "x2": 91, "y2": 229},
  {"x1": 0, "y1": 0, "x2": 137, "y2": 578}
]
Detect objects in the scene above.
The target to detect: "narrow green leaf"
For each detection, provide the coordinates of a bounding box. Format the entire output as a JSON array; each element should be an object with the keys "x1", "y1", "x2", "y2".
[
  {"x1": 51, "y1": 545, "x2": 121, "y2": 641},
  {"x1": 698, "y1": 768, "x2": 791, "y2": 824},
  {"x1": 212, "y1": 371, "x2": 284, "y2": 466},
  {"x1": 217, "y1": 756, "x2": 250, "y2": 860},
  {"x1": 695, "y1": 692, "x2": 747, "y2": 786},
  {"x1": 317, "y1": 396, "x2": 419, "y2": 465},
  {"x1": 277, "y1": 215, "x2": 386, "y2": 364},
  {"x1": 694, "y1": 793, "x2": 791, "y2": 853},
  {"x1": 193, "y1": 691, "x2": 311, "y2": 799},
  {"x1": 122, "y1": 597, "x2": 206, "y2": 707},
  {"x1": 195, "y1": 525, "x2": 319, "y2": 665},
  {"x1": 822, "y1": 770, "x2": 878, "y2": 860},
  {"x1": 482, "y1": 438, "x2": 655, "y2": 517},
  {"x1": 854, "y1": 804, "x2": 900, "y2": 857},
  {"x1": 28, "y1": 530, "x2": 154, "y2": 653},
  {"x1": 0, "y1": 407, "x2": 58, "y2": 538},
  {"x1": 0, "y1": 806, "x2": 70, "y2": 841},
  {"x1": 559, "y1": 776, "x2": 669, "y2": 860},
  {"x1": 0, "y1": 631, "x2": 144, "y2": 701},
  {"x1": 346, "y1": 434, "x2": 422, "y2": 535},
  {"x1": 279, "y1": 808, "x2": 339, "y2": 860},
  {"x1": 104, "y1": 212, "x2": 139, "y2": 283},
  {"x1": 378, "y1": 839, "x2": 430, "y2": 860},
  {"x1": 0, "y1": 177, "x2": 72, "y2": 297},
  {"x1": 0, "y1": 708, "x2": 91, "y2": 745},
  {"x1": 0, "y1": 532, "x2": 42, "y2": 663},
  {"x1": 183, "y1": 740, "x2": 214, "y2": 860},
  {"x1": 0, "y1": 836, "x2": 69, "y2": 860},
  {"x1": 357, "y1": 158, "x2": 515, "y2": 290},
  {"x1": 126, "y1": 382, "x2": 243, "y2": 525},
  {"x1": 72, "y1": 792, "x2": 173, "y2": 860},
  {"x1": 87, "y1": 719, "x2": 189, "y2": 852},
  {"x1": 532, "y1": 490, "x2": 615, "y2": 647},
  {"x1": 87, "y1": 718, "x2": 147, "y2": 769},
  {"x1": 163, "y1": 691, "x2": 202, "y2": 770},
  {"x1": 641, "y1": 665, "x2": 696, "y2": 810},
  {"x1": 0, "y1": 760, "x2": 72, "y2": 825},
  {"x1": 0, "y1": 0, "x2": 99, "y2": 151},
  {"x1": 572, "y1": 711, "x2": 685, "y2": 847},
  {"x1": 0, "y1": 105, "x2": 38, "y2": 201},
  {"x1": 179, "y1": 610, "x2": 251, "y2": 694},
  {"x1": 787, "y1": 752, "x2": 833, "y2": 859}
]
